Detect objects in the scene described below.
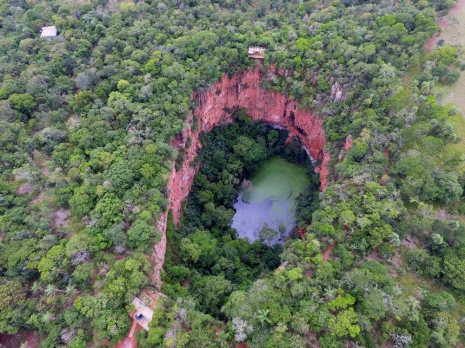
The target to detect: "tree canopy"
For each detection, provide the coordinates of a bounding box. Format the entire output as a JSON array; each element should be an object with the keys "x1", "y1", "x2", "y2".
[{"x1": 0, "y1": 0, "x2": 465, "y2": 346}]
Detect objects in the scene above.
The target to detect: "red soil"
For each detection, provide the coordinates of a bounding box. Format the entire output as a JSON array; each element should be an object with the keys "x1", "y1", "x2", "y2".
[
  {"x1": 323, "y1": 240, "x2": 338, "y2": 261},
  {"x1": 343, "y1": 134, "x2": 353, "y2": 151},
  {"x1": 425, "y1": 0, "x2": 465, "y2": 52},
  {"x1": 425, "y1": 19, "x2": 448, "y2": 53},
  {"x1": 113, "y1": 335, "x2": 137, "y2": 348},
  {"x1": 114, "y1": 323, "x2": 143, "y2": 348},
  {"x1": 296, "y1": 227, "x2": 307, "y2": 241}
]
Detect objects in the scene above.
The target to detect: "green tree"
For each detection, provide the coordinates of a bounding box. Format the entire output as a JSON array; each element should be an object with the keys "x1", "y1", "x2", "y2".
[
  {"x1": 104, "y1": 161, "x2": 135, "y2": 197},
  {"x1": 327, "y1": 308, "x2": 360, "y2": 338},
  {"x1": 127, "y1": 219, "x2": 161, "y2": 248},
  {"x1": 295, "y1": 38, "x2": 310, "y2": 52},
  {"x1": 69, "y1": 186, "x2": 95, "y2": 217},
  {"x1": 443, "y1": 248, "x2": 465, "y2": 290},
  {"x1": 0, "y1": 281, "x2": 34, "y2": 334},
  {"x1": 8, "y1": 93, "x2": 36, "y2": 116},
  {"x1": 259, "y1": 225, "x2": 278, "y2": 243},
  {"x1": 37, "y1": 244, "x2": 67, "y2": 283},
  {"x1": 91, "y1": 194, "x2": 124, "y2": 228},
  {"x1": 194, "y1": 275, "x2": 232, "y2": 316}
]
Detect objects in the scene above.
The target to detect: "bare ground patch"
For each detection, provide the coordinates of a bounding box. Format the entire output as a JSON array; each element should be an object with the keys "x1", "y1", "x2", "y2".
[
  {"x1": 401, "y1": 234, "x2": 418, "y2": 249},
  {"x1": 30, "y1": 189, "x2": 44, "y2": 205},
  {"x1": 53, "y1": 208, "x2": 71, "y2": 228},
  {"x1": 17, "y1": 182, "x2": 35, "y2": 195}
]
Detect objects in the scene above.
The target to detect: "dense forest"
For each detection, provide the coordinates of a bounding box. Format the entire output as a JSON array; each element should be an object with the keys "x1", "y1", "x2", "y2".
[{"x1": 1, "y1": 0, "x2": 465, "y2": 346}]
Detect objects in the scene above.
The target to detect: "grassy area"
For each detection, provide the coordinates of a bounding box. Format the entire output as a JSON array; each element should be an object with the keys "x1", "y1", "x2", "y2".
[
  {"x1": 396, "y1": 270, "x2": 444, "y2": 297},
  {"x1": 430, "y1": 0, "x2": 465, "y2": 162},
  {"x1": 403, "y1": 1, "x2": 465, "y2": 173},
  {"x1": 395, "y1": 264, "x2": 465, "y2": 322},
  {"x1": 405, "y1": 63, "x2": 422, "y2": 82},
  {"x1": 242, "y1": 156, "x2": 311, "y2": 204}
]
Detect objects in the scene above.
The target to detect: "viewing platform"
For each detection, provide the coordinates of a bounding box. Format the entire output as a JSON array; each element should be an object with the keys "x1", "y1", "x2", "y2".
[{"x1": 248, "y1": 46, "x2": 265, "y2": 59}]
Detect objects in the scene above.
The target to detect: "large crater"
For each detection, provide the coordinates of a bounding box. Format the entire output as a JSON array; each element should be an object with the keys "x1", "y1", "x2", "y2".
[{"x1": 150, "y1": 65, "x2": 329, "y2": 286}]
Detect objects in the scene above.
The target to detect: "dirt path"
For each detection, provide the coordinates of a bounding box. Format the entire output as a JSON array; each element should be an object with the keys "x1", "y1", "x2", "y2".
[{"x1": 323, "y1": 240, "x2": 338, "y2": 261}]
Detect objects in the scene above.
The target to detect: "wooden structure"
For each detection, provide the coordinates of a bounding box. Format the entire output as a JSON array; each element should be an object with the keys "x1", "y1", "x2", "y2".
[
  {"x1": 40, "y1": 26, "x2": 57, "y2": 37},
  {"x1": 248, "y1": 46, "x2": 265, "y2": 59}
]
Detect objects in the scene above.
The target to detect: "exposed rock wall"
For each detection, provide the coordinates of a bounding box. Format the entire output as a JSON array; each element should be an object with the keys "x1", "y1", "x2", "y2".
[{"x1": 150, "y1": 66, "x2": 329, "y2": 287}]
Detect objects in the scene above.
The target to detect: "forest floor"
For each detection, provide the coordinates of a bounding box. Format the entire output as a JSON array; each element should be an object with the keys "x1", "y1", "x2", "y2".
[{"x1": 429, "y1": 0, "x2": 465, "y2": 167}]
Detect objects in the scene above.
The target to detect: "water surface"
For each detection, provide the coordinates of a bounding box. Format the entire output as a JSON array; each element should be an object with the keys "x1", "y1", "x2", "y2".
[{"x1": 231, "y1": 157, "x2": 310, "y2": 244}]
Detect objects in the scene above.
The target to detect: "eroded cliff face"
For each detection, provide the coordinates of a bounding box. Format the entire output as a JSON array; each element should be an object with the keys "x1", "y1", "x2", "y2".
[
  {"x1": 151, "y1": 66, "x2": 328, "y2": 287},
  {"x1": 170, "y1": 66, "x2": 329, "y2": 223}
]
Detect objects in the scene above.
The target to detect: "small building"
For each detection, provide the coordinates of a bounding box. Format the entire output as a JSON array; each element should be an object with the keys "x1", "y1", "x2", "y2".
[
  {"x1": 248, "y1": 46, "x2": 265, "y2": 59},
  {"x1": 40, "y1": 26, "x2": 57, "y2": 38},
  {"x1": 130, "y1": 296, "x2": 154, "y2": 331}
]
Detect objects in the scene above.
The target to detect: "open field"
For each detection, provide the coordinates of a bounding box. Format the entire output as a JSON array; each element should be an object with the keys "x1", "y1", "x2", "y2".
[{"x1": 430, "y1": 0, "x2": 465, "y2": 157}]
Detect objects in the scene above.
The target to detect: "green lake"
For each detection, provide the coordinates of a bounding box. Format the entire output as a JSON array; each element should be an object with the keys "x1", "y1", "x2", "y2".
[{"x1": 231, "y1": 157, "x2": 311, "y2": 244}]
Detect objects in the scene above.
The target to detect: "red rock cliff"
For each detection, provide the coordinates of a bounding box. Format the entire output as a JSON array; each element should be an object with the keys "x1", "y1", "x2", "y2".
[{"x1": 150, "y1": 66, "x2": 328, "y2": 287}]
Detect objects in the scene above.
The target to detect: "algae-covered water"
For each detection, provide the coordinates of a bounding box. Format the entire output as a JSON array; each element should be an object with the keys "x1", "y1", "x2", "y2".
[{"x1": 231, "y1": 157, "x2": 311, "y2": 244}]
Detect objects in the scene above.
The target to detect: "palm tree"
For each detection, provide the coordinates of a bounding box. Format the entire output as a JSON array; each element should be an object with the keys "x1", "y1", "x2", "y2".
[
  {"x1": 424, "y1": 233, "x2": 444, "y2": 248},
  {"x1": 31, "y1": 281, "x2": 41, "y2": 293},
  {"x1": 432, "y1": 233, "x2": 444, "y2": 246},
  {"x1": 409, "y1": 312, "x2": 420, "y2": 322},
  {"x1": 41, "y1": 312, "x2": 53, "y2": 324},
  {"x1": 45, "y1": 284, "x2": 56, "y2": 297},
  {"x1": 324, "y1": 287, "x2": 337, "y2": 301},
  {"x1": 65, "y1": 283, "x2": 76, "y2": 295},
  {"x1": 50, "y1": 266, "x2": 59, "y2": 278},
  {"x1": 431, "y1": 331, "x2": 447, "y2": 346},
  {"x1": 392, "y1": 285, "x2": 403, "y2": 297},
  {"x1": 415, "y1": 287, "x2": 427, "y2": 300},
  {"x1": 390, "y1": 233, "x2": 401, "y2": 247},
  {"x1": 255, "y1": 309, "x2": 271, "y2": 327},
  {"x1": 406, "y1": 296, "x2": 421, "y2": 312},
  {"x1": 447, "y1": 219, "x2": 460, "y2": 231},
  {"x1": 215, "y1": 329, "x2": 229, "y2": 347}
]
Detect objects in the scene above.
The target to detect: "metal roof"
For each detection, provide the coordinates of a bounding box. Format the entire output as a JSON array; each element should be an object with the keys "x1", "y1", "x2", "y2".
[
  {"x1": 248, "y1": 46, "x2": 265, "y2": 59},
  {"x1": 41, "y1": 26, "x2": 57, "y2": 37}
]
